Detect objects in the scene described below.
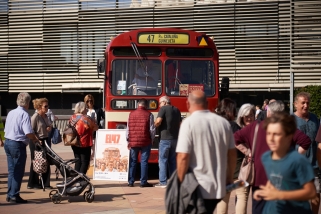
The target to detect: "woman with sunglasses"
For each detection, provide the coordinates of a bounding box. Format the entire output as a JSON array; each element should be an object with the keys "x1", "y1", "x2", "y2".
[
  {"x1": 84, "y1": 94, "x2": 105, "y2": 160},
  {"x1": 27, "y1": 98, "x2": 53, "y2": 189}
]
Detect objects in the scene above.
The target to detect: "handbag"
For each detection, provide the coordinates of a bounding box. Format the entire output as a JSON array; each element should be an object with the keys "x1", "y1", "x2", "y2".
[
  {"x1": 33, "y1": 144, "x2": 48, "y2": 174},
  {"x1": 63, "y1": 116, "x2": 81, "y2": 147},
  {"x1": 238, "y1": 123, "x2": 259, "y2": 185},
  {"x1": 50, "y1": 121, "x2": 62, "y2": 145}
]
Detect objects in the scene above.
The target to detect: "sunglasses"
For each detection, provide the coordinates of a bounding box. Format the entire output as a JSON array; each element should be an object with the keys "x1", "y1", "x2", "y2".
[
  {"x1": 43, "y1": 105, "x2": 49, "y2": 108},
  {"x1": 86, "y1": 100, "x2": 93, "y2": 103}
]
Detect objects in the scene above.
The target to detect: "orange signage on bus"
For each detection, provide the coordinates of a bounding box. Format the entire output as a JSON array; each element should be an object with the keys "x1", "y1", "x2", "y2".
[{"x1": 138, "y1": 33, "x2": 189, "y2": 44}]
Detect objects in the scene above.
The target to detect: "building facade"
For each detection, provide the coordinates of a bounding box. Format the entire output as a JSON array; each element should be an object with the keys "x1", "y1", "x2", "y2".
[{"x1": 0, "y1": 0, "x2": 320, "y2": 109}]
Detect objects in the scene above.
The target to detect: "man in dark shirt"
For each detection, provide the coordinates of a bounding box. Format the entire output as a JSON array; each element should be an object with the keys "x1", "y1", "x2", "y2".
[{"x1": 154, "y1": 96, "x2": 181, "y2": 188}]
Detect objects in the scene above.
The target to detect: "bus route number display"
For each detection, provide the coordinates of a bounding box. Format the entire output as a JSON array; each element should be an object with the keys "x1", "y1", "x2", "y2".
[{"x1": 138, "y1": 33, "x2": 189, "y2": 44}]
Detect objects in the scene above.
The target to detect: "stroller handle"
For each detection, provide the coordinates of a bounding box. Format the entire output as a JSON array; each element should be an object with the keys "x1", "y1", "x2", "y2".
[{"x1": 63, "y1": 158, "x2": 79, "y2": 165}]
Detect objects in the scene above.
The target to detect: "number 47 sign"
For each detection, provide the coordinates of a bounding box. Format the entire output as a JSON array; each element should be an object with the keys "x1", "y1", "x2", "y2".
[{"x1": 105, "y1": 134, "x2": 121, "y2": 144}]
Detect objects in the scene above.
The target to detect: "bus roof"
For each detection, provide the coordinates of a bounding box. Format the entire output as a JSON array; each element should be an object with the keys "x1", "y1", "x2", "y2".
[{"x1": 107, "y1": 28, "x2": 217, "y2": 51}]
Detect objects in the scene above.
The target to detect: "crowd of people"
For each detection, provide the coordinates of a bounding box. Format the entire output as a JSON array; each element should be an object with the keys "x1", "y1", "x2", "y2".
[
  {"x1": 2, "y1": 91, "x2": 321, "y2": 214},
  {"x1": 2, "y1": 93, "x2": 102, "y2": 203},
  {"x1": 127, "y1": 92, "x2": 321, "y2": 214}
]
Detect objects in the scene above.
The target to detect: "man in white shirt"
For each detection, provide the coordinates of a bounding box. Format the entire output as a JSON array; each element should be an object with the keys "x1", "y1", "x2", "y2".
[{"x1": 176, "y1": 91, "x2": 236, "y2": 213}]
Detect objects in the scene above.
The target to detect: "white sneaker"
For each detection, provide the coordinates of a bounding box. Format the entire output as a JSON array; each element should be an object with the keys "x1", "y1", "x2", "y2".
[{"x1": 154, "y1": 183, "x2": 167, "y2": 188}]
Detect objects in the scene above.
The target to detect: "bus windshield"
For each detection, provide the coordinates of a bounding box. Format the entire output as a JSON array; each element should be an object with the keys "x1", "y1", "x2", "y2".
[
  {"x1": 112, "y1": 59, "x2": 162, "y2": 96},
  {"x1": 165, "y1": 60, "x2": 215, "y2": 96}
]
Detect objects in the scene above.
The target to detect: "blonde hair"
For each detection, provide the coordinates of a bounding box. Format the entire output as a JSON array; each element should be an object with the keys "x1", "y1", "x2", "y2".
[
  {"x1": 84, "y1": 94, "x2": 95, "y2": 105},
  {"x1": 32, "y1": 98, "x2": 48, "y2": 110}
]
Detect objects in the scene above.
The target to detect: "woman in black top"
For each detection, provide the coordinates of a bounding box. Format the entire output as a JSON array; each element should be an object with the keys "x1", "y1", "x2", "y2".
[{"x1": 84, "y1": 94, "x2": 105, "y2": 160}]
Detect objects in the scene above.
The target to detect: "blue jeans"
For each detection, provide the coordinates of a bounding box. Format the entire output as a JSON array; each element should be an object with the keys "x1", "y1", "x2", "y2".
[
  {"x1": 4, "y1": 139, "x2": 27, "y2": 198},
  {"x1": 128, "y1": 144, "x2": 151, "y2": 185},
  {"x1": 158, "y1": 139, "x2": 177, "y2": 184}
]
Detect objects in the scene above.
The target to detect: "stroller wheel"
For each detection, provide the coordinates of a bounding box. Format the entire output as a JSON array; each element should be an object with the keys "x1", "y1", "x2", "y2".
[
  {"x1": 85, "y1": 193, "x2": 94, "y2": 203},
  {"x1": 49, "y1": 190, "x2": 58, "y2": 199},
  {"x1": 51, "y1": 193, "x2": 62, "y2": 204},
  {"x1": 83, "y1": 191, "x2": 89, "y2": 200}
]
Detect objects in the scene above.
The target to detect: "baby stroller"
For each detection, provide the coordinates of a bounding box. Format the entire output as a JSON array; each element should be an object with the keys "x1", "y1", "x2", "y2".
[{"x1": 43, "y1": 141, "x2": 95, "y2": 204}]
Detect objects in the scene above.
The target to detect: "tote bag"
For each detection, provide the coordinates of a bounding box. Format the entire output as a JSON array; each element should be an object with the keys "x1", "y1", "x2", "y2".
[
  {"x1": 238, "y1": 123, "x2": 259, "y2": 185},
  {"x1": 63, "y1": 116, "x2": 81, "y2": 147}
]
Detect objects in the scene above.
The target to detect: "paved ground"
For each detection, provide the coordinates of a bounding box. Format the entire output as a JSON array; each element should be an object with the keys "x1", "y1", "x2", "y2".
[{"x1": 1, "y1": 143, "x2": 247, "y2": 214}]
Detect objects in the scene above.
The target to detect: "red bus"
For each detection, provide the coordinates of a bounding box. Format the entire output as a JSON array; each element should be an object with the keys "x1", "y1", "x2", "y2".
[{"x1": 97, "y1": 28, "x2": 224, "y2": 163}]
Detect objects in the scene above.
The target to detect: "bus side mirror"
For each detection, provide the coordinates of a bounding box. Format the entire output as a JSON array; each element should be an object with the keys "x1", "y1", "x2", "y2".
[
  {"x1": 97, "y1": 58, "x2": 106, "y2": 78},
  {"x1": 220, "y1": 77, "x2": 229, "y2": 96}
]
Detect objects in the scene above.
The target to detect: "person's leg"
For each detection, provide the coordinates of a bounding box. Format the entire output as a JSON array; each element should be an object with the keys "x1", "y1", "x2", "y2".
[
  {"x1": 235, "y1": 185, "x2": 250, "y2": 214},
  {"x1": 252, "y1": 186, "x2": 266, "y2": 214},
  {"x1": 203, "y1": 199, "x2": 221, "y2": 214},
  {"x1": 72, "y1": 146, "x2": 81, "y2": 172},
  {"x1": 140, "y1": 144, "x2": 151, "y2": 185},
  {"x1": 168, "y1": 139, "x2": 177, "y2": 177},
  {"x1": 128, "y1": 147, "x2": 139, "y2": 185},
  {"x1": 216, "y1": 192, "x2": 230, "y2": 214},
  {"x1": 79, "y1": 146, "x2": 91, "y2": 174},
  {"x1": 4, "y1": 140, "x2": 27, "y2": 198},
  {"x1": 43, "y1": 164, "x2": 51, "y2": 187},
  {"x1": 27, "y1": 141, "x2": 39, "y2": 187},
  {"x1": 158, "y1": 140, "x2": 170, "y2": 184}
]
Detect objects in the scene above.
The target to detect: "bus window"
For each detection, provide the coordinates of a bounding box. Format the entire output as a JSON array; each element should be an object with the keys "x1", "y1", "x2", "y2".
[
  {"x1": 112, "y1": 59, "x2": 162, "y2": 96},
  {"x1": 165, "y1": 60, "x2": 215, "y2": 96},
  {"x1": 113, "y1": 47, "x2": 161, "y2": 57}
]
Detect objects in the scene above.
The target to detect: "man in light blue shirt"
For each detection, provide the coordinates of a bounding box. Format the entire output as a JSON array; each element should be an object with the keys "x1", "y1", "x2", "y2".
[{"x1": 4, "y1": 92, "x2": 40, "y2": 203}]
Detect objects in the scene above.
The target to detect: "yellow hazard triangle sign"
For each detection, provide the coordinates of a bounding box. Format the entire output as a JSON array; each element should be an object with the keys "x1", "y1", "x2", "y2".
[{"x1": 198, "y1": 36, "x2": 208, "y2": 46}]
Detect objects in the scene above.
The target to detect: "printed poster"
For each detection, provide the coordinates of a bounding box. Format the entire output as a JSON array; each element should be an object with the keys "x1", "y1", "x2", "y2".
[
  {"x1": 93, "y1": 129, "x2": 129, "y2": 181},
  {"x1": 179, "y1": 84, "x2": 204, "y2": 96}
]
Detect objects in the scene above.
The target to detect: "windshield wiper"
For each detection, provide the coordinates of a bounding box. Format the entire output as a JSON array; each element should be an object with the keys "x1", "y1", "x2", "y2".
[{"x1": 130, "y1": 42, "x2": 149, "y2": 89}]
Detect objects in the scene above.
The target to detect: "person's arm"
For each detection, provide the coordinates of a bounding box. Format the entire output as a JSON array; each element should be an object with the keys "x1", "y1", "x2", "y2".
[
  {"x1": 254, "y1": 180, "x2": 316, "y2": 201},
  {"x1": 150, "y1": 113, "x2": 155, "y2": 140},
  {"x1": 234, "y1": 124, "x2": 253, "y2": 155},
  {"x1": 176, "y1": 152, "x2": 190, "y2": 183},
  {"x1": 26, "y1": 133, "x2": 40, "y2": 143},
  {"x1": 316, "y1": 126, "x2": 321, "y2": 168},
  {"x1": 155, "y1": 117, "x2": 163, "y2": 128},
  {"x1": 293, "y1": 129, "x2": 310, "y2": 154},
  {"x1": 88, "y1": 116, "x2": 99, "y2": 131},
  {"x1": 227, "y1": 148, "x2": 237, "y2": 184},
  {"x1": 155, "y1": 107, "x2": 165, "y2": 128},
  {"x1": 0, "y1": 135, "x2": 3, "y2": 147}
]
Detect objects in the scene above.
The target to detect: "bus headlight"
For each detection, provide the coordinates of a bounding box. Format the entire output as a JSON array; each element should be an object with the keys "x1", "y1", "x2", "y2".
[{"x1": 149, "y1": 100, "x2": 157, "y2": 109}]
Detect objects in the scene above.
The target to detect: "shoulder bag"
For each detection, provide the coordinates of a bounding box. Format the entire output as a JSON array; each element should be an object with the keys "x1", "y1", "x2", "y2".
[
  {"x1": 63, "y1": 116, "x2": 82, "y2": 147},
  {"x1": 238, "y1": 123, "x2": 259, "y2": 185},
  {"x1": 50, "y1": 121, "x2": 62, "y2": 145}
]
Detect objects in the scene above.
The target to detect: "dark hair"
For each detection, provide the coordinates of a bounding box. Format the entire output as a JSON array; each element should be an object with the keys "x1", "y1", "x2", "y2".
[
  {"x1": 215, "y1": 98, "x2": 237, "y2": 121},
  {"x1": 263, "y1": 112, "x2": 297, "y2": 136},
  {"x1": 256, "y1": 104, "x2": 261, "y2": 109},
  {"x1": 138, "y1": 99, "x2": 148, "y2": 107},
  {"x1": 263, "y1": 99, "x2": 269, "y2": 104}
]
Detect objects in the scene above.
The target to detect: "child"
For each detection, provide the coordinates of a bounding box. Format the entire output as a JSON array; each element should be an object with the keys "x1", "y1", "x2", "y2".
[{"x1": 253, "y1": 112, "x2": 316, "y2": 214}]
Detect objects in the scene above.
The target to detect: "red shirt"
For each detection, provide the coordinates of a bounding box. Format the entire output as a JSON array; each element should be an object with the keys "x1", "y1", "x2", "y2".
[
  {"x1": 234, "y1": 121, "x2": 311, "y2": 187},
  {"x1": 69, "y1": 114, "x2": 96, "y2": 147}
]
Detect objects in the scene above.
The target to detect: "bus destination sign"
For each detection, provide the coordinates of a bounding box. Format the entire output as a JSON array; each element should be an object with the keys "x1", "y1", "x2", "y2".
[{"x1": 138, "y1": 33, "x2": 189, "y2": 44}]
